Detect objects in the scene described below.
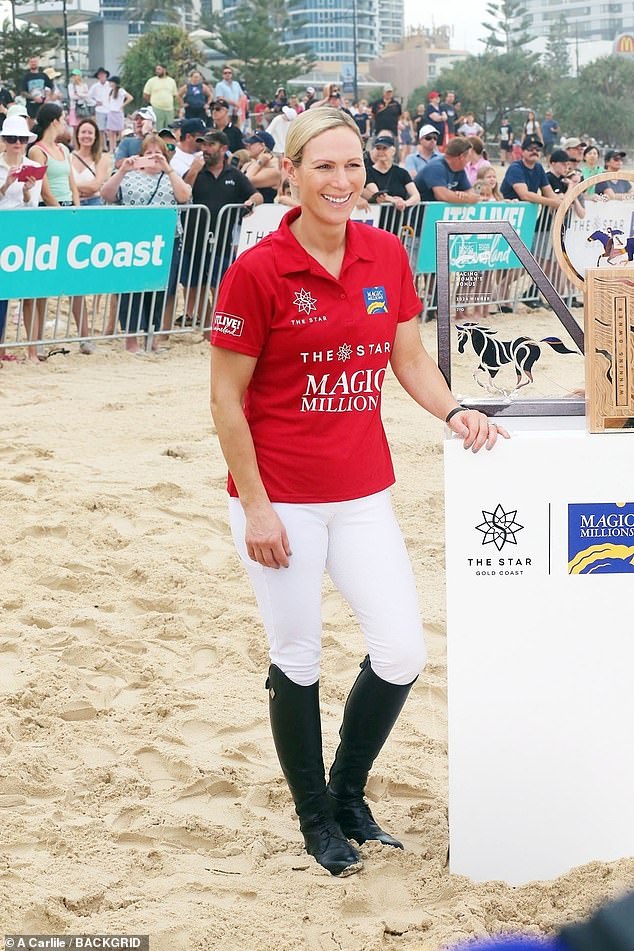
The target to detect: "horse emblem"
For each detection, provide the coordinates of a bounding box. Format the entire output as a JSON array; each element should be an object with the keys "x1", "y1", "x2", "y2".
[
  {"x1": 587, "y1": 228, "x2": 634, "y2": 267},
  {"x1": 456, "y1": 322, "x2": 577, "y2": 395}
]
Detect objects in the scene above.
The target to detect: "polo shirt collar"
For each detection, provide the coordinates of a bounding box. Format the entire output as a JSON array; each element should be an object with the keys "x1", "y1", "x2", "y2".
[{"x1": 273, "y1": 205, "x2": 375, "y2": 276}]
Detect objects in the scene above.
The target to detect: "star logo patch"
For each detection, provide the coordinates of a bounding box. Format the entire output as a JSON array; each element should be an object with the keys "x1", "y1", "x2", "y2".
[{"x1": 293, "y1": 288, "x2": 317, "y2": 315}]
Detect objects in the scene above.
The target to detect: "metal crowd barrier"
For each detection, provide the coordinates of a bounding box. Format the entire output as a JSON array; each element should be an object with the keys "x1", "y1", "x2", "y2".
[{"x1": 0, "y1": 201, "x2": 576, "y2": 357}]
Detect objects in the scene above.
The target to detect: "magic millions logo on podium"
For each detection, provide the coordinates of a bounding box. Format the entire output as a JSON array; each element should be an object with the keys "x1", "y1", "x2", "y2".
[{"x1": 568, "y1": 502, "x2": 634, "y2": 573}]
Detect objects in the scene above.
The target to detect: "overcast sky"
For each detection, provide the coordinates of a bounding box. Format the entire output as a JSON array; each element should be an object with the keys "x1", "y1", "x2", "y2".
[{"x1": 404, "y1": 0, "x2": 490, "y2": 54}]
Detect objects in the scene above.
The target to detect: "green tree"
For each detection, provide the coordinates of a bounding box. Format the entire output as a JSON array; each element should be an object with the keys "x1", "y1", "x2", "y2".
[
  {"x1": 481, "y1": 0, "x2": 534, "y2": 53},
  {"x1": 408, "y1": 50, "x2": 546, "y2": 137},
  {"x1": 200, "y1": 0, "x2": 314, "y2": 101},
  {"x1": 128, "y1": 0, "x2": 192, "y2": 28},
  {"x1": 119, "y1": 26, "x2": 201, "y2": 113},
  {"x1": 551, "y1": 55, "x2": 634, "y2": 145},
  {"x1": 543, "y1": 15, "x2": 571, "y2": 85},
  {"x1": 0, "y1": 5, "x2": 59, "y2": 90}
]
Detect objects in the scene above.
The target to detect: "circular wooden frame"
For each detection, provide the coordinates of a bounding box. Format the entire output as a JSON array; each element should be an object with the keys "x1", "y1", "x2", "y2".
[{"x1": 551, "y1": 170, "x2": 634, "y2": 291}]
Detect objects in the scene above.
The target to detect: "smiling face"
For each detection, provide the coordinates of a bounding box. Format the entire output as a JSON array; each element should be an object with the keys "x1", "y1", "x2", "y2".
[
  {"x1": 483, "y1": 167, "x2": 497, "y2": 189},
  {"x1": 584, "y1": 147, "x2": 599, "y2": 166},
  {"x1": 76, "y1": 120, "x2": 96, "y2": 149},
  {"x1": 284, "y1": 126, "x2": 365, "y2": 229}
]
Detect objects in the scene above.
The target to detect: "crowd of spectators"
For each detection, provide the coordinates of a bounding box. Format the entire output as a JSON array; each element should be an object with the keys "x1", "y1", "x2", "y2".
[{"x1": 0, "y1": 63, "x2": 631, "y2": 360}]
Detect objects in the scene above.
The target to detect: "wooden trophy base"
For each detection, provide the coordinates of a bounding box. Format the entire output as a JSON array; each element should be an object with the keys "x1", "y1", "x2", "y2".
[{"x1": 584, "y1": 268, "x2": 634, "y2": 432}]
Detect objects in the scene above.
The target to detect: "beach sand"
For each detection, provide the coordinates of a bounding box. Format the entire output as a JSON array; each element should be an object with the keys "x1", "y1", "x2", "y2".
[{"x1": 1, "y1": 313, "x2": 632, "y2": 951}]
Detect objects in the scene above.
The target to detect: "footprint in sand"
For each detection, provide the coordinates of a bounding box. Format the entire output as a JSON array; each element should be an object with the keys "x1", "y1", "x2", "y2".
[
  {"x1": 190, "y1": 645, "x2": 218, "y2": 674},
  {"x1": 134, "y1": 746, "x2": 197, "y2": 789},
  {"x1": 0, "y1": 645, "x2": 27, "y2": 693}
]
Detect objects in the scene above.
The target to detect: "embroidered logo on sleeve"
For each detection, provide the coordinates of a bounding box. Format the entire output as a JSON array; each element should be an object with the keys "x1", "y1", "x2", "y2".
[
  {"x1": 213, "y1": 312, "x2": 244, "y2": 336},
  {"x1": 363, "y1": 286, "x2": 388, "y2": 314}
]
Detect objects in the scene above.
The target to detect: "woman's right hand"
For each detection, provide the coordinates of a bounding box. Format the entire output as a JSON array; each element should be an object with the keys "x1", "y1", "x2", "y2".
[
  {"x1": 244, "y1": 502, "x2": 291, "y2": 569},
  {"x1": 121, "y1": 156, "x2": 137, "y2": 173}
]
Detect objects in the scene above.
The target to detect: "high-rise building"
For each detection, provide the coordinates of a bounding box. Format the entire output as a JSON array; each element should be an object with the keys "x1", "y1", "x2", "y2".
[
  {"x1": 379, "y1": 0, "x2": 404, "y2": 48},
  {"x1": 222, "y1": 0, "x2": 404, "y2": 63},
  {"x1": 524, "y1": 0, "x2": 634, "y2": 43}
]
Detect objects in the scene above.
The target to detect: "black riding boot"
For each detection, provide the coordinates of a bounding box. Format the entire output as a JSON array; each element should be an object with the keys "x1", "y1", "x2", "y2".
[
  {"x1": 266, "y1": 664, "x2": 362, "y2": 876},
  {"x1": 327, "y1": 655, "x2": 416, "y2": 849}
]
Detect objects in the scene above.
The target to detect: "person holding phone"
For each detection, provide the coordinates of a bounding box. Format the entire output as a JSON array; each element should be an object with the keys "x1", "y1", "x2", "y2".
[
  {"x1": 0, "y1": 114, "x2": 43, "y2": 362},
  {"x1": 101, "y1": 133, "x2": 191, "y2": 353}
]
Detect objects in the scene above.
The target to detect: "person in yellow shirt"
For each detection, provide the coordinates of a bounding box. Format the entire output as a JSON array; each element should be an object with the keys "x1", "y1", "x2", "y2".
[{"x1": 143, "y1": 64, "x2": 178, "y2": 129}]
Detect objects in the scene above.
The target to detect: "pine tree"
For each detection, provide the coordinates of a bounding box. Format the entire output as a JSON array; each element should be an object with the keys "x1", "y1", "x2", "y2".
[
  {"x1": 481, "y1": 0, "x2": 534, "y2": 54},
  {"x1": 0, "y1": 13, "x2": 59, "y2": 90},
  {"x1": 544, "y1": 16, "x2": 571, "y2": 83}
]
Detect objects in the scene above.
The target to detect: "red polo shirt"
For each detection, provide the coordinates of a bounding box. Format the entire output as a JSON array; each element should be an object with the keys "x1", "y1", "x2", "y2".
[{"x1": 212, "y1": 206, "x2": 422, "y2": 503}]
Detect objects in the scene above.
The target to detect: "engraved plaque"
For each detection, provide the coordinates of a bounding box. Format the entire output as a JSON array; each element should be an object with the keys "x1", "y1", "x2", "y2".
[{"x1": 585, "y1": 268, "x2": 634, "y2": 432}]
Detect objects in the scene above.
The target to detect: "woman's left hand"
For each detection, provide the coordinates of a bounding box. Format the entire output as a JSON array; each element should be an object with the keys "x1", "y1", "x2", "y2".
[
  {"x1": 149, "y1": 153, "x2": 171, "y2": 174},
  {"x1": 448, "y1": 409, "x2": 510, "y2": 452}
]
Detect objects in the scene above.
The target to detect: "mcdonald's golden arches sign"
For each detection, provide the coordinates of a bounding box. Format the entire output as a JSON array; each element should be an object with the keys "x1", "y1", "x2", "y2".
[{"x1": 614, "y1": 33, "x2": 634, "y2": 55}]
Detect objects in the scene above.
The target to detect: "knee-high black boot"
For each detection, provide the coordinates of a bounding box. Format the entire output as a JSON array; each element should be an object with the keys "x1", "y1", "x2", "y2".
[
  {"x1": 327, "y1": 655, "x2": 416, "y2": 849},
  {"x1": 266, "y1": 664, "x2": 362, "y2": 876}
]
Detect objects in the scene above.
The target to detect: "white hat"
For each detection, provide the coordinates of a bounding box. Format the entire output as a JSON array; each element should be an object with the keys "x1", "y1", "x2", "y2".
[
  {"x1": 1, "y1": 115, "x2": 36, "y2": 143},
  {"x1": 135, "y1": 106, "x2": 156, "y2": 123},
  {"x1": 6, "y1": 103, "x2": 29, "y2": 119},
  {"x1": 419, "y1": 124, "x2": 439, "y2": 139},
  {"x1": 282, "y1": 106, "x2": 297, "y2": 120}
]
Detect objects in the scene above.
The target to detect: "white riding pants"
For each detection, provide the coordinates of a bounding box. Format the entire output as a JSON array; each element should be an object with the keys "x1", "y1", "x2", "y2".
[{"x1": 229, "y1": 490, "x2": 426, "y2": 686}]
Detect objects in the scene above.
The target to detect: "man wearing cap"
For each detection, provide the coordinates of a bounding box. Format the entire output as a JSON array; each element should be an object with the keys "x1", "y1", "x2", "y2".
[
  {"x1": 113, "y1": 108, "x2": 156, "y2": 167},
  {"x1": 422, "y1": 91, "x2": 446, "y2": 141},
  {"x1": 169, "y1": 117, "x2": 207, "y2": 178},
  {"x1": 371, "y1": 85, "x2": 401, "y2": 139},
  {"x1": 500, "y1": 135, "x2": 561, "y2": 209},
  {"x1": 143, "y1": 64, "x2": 179, "y2": 130},
  {"x1": 209, "y1": 98, "x2": 245, "y2": 154},
  {"x1": 20, "y1": 57, "x2": 53, "y2": 125},
  {"x1": 179, "y1": 130, "x2": 262, "y2": 327},
  {"x1": 561, "y1": 137, "x2": 585, "y2": 173},
  {"x1": 362, "y1": 133, "x2": 420, "y2": 210},
  {"x1": 88, "y1": 67, "x2": 111, "y2": 135},
  {"x1": 595, "y1": 149, "x2": 631, "y2": 200},
  {"x1": 415, "y1": 136, "x2": 478, "y2": 204},
  {"x1": 241, "y1": 131, "x2": 280, "y2": 203},
  {"x1": 546, "y1": 148, "x2": 573, "y2": 194},
  {"x1": 303, "y1": 87, "x2": 317, "y2": 110},
  {"x1": 213, "y1": 66, "x2": 242, "y2": 120},
  {"x1": 405, "y1": 124, "x2": 441, "y2": 178}
]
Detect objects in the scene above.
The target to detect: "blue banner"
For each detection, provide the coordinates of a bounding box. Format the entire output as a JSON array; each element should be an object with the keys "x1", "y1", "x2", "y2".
[
  {"x1": 0, "y1": 206, "x2": 177, "y2": 298},
  {"x1": 417, "y1": 201, "x2": 538, "y2": 273}
]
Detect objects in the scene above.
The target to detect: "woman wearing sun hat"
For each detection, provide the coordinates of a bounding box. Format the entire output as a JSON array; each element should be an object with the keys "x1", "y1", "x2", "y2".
[{"x1": 0, "y1": 114, "x2": 43, "y2": 362}]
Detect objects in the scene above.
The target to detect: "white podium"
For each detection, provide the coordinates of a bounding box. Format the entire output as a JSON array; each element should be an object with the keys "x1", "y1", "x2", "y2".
[{"x1": 444, "y1": 416, "x2": 634, "y2": 885}]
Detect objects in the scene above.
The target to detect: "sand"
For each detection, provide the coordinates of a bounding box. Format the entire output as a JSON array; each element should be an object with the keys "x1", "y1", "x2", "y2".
[{"x1": 1, "y1": 313, "x2": 632, "y2": 951}]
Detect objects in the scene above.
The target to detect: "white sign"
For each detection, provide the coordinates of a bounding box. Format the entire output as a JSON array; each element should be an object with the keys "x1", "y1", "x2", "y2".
[
  {"x1": 236, "y1": 204, "x2": 381, "y2": 257},
  {"x1": 445, "y1": 417, "x2": 634, "y2": 885},
  {"x1": 563, "y1": 199, "x2": 634, "y2": 277}
]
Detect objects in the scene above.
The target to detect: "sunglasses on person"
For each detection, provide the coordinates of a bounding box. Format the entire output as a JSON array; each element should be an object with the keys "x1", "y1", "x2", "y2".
[
  {"x1": 165, "y1": 142, "x2": 176, "y2": 151},
  {"x1": 212, "y1": 105, "x2": 226, "y2": 111},
  {"x1": 422, "y1": 135, "x2": 437, "y2": 141},
  {"x1": 2, "y1": 135, "x2": 30, "y2": 144}
]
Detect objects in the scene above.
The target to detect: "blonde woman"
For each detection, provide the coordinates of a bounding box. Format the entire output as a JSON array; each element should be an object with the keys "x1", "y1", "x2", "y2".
[{"x1": 210, "y1": 107, "x2": 507, "y2": 878}]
